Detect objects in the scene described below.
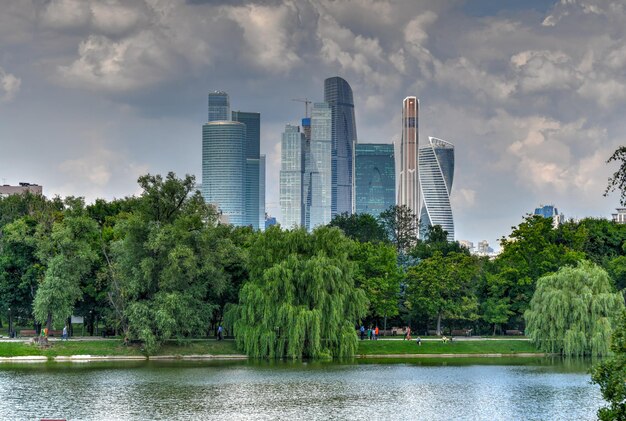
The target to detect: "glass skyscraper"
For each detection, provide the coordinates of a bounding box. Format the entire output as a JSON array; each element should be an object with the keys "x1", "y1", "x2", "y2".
[
  {"x1": 306, "y1": 103, "x2": 332, "y2": 230},
  {"x1": 202, "y1": 121, "x2": 246, "y2": 226},
  {"x1": 259, "y1": 155, "x2": 266, "y2": 231},
  {"x1": 418, "y1": 136, "x2": 455, "y2": 241},
  {"x1": 398, "y1": 96, "x2": 420, "y2": 220},
  {"x1": 324, "y1": 77, "x2": 357, "y2": 217},
  {"x1": 280, "y1": 125, "x2": 305, "y2": 229},
  {"x1": 208, "y1": 91, "x2": 230, "y2": 121},
  {"x1": 355, "y1": 143, "x2": 395, "y2": 217},
  {"x1": 233, "y1": 111, "x2": 262, "y2": 230}
]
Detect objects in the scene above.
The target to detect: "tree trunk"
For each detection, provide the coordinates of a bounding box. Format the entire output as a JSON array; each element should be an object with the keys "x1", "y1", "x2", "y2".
[
  {"x1": 383, "y1": 313, "x2": 387, "y2": 337},
  {"x1": 46, "y1": 312, "x2": 52, "y2": 333},
  {"x1": 493, "y1": 323, "x2": 497, "y2": 336},
  {"x1": 436, "y1": 313, "x2": 442, "y2": 336}
]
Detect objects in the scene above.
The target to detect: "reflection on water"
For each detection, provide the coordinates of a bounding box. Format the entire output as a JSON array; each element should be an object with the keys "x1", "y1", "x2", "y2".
[{"x1": 0, "y1": 359, "x2": 604, "y2": 421}]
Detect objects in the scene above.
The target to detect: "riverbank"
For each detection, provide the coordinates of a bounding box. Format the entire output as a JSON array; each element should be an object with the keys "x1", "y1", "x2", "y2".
[{"x1": 0, "y1": 338, "x2": 545, "y2": 362}]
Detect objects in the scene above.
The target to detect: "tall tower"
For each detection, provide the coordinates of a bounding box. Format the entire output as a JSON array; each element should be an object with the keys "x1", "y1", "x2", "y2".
[
  {"x1": 233, "y1": 111, "x2": 262, "y2": 230},
  {"x1": 418, "y1": 136, "x2": 455, "y2": 241},
  {"x1": 398, "y1": 97, "x2": 419, "y2": 219},
  {"x1": 280, "y1": 125, "x2": 305, "y2": 229},
  {"x1": 202, "y1": 121, "x2": 246, "y2": 225},
  {"x1": 208, "y1": 91, "x2": 230, "y2": 122},
  {"x1": 355, "y1": 143, "x2": 395, "y2": 217},
  {"x1": 324, "y1": 76, "x2": 357, "y2": 217},
  {"x1": 306, "y1": 102, "x2": 332, "y2": 230}
]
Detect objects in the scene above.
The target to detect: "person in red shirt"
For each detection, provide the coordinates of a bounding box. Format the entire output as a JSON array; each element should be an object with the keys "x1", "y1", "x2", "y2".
[{"x1": 374, "y1": 326, "x2": 379, "y2": 340}]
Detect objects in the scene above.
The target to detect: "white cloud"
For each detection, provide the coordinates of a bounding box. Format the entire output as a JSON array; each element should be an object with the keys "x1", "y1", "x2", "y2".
[{"x1": 0, "y1": 66, "x2": 21, "y2": 103}]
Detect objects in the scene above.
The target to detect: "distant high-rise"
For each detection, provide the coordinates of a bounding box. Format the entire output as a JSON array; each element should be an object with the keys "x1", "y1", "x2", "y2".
[
  {"x1": 280, "y1": 125, "x2": 305, "y2": 229},
  {"x1": 418, "y1": 136, "x2": 455, "y2": 241},
  {"x1": 306, "y1": 103, "x2": 332, "y2": 230},
  {"x1": 259, "y1": 155, "x2": 266, "y2": 231},
  {"x1": 398, "y1": 97, "x2": 420, "y2": 221},
  {"x1": 324, "y1": 76, "x2": 357, "y2": 217},
  {"x1": 534, "y1": 204, "x2": 565, "y2": 227},
  {"x1": 233, "y1": 111, "x2": 262, "y2": 230},
  {"x1": 208, "y1": 91, "x2": 230, "y2": 122},
  {"x1": 0, "y1": 182, "x2": 43, "y2": 197},
  {"x1": 202, "y1": 121, "x2": 246, "y2": 225},
  {"x1": 355, "y1": 143, "x2": 395, "y2": 217}
]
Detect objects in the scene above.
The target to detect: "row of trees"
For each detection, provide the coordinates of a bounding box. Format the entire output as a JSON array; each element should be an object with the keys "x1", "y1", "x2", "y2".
[{"x1": 2, "y1": 171, "x2": 626, "y2": 358}]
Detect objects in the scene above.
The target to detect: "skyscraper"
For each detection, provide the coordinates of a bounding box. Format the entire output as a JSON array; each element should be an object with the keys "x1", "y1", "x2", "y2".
[
  {"x1": 259, "y1": 155, "x2": 266, "y2": 231},
  {"x1": 418, "y1": 136, "x2": 455, "y2": 241},
  {"x1": 398, "y1": 97, "x2": 420, "y2": 219},
  {"x1": 324, "y1": 76, "x2": 357, "y2": 217},
  {"x1": 280, "y1": 125, "x2": 305, "y2": 229},
  {"x1": 233, "y1": 111, "x2": 262, "y2": 230},
  {"x1": 306, "y1": 103, "x2": 332, "y2": 230},
  {"x1": 202, "y1": 121, "x2": 246, "y2": 225},
  {"x1": 355, "y1": 143, "x2": 395, "y2": 217},
  {"x1": 208, "y1": 91, "x2": 230, "y2": 121}
]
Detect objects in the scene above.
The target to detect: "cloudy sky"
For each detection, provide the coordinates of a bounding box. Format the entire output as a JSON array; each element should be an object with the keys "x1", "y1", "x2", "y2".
[{"x1": 1, "y1": 0, "x2": 625, "y2": 248}]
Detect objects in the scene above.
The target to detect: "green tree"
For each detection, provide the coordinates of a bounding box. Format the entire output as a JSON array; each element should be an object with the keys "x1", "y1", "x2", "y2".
[
  {"x1": 525, "y1": 261, "x2": 624, "y2": 356},
  {"x1": 229, "y1": 226, "x2": 367, "y2": 358},
  {"x1": 481, "y1": 297, "x2": 513, "y2": 335},
  {"x1": 592, "y1": 310, "x2": 626, "y2": 420},
  {"x1": 605, "y1": 145, "x2": 626, "y2": 205},
  {"x1": 406, "y1": 251, "x2": 480, "y2": 335},
  {"x1": 352, "y1": 241, "x2": 402, "y2": 329},
  {"x1": 328, "y1": 212, "x2": 387, "y2": 243},
  {"x1": 412, "y1": 224, "x2": 469, "y2": 259}
]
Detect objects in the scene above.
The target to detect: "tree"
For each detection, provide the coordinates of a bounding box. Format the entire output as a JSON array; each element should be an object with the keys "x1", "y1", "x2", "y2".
[
  {"x1": 605, "y1": 146, "x2": 626, "y2": 205},
  {"x1": 406, "y1": 251, "x2": 480, "y2": 335},
  {"x1": 328, "y1": 212, "x2": 387, "y2": 244},
  {"x1": 379, "y1": 205, "x2": 418, "y2": 267},
  {"x1": 352, "y1": 241, "x2": 402, "y2": 329},
  {"x1": 592, "y1": 310, "x2": 626, "y2": 420},
  {"x1": 525, "y1": 261, "x2": 624, "y2": 356},
  {"x1": 412, "y1": 224, "x2": 469, "y2": 260},
  {"x1": 228, "y1": 226, "x2": 367, "y2": 358},
  {"x1": 481, "y1": 297, "x2": 513, "y2": 335}
]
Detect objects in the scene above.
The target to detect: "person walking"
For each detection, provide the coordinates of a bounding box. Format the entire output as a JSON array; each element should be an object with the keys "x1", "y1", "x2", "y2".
[
  {"x1": 217, "y1": 325, "x2": 223, "y2": 341},
  {"x1": 62, "y1": 325, "x2": 68, "y2": 341},
  {"x1": 406, "y1": 326, "x2": 411, "y2": 341}
]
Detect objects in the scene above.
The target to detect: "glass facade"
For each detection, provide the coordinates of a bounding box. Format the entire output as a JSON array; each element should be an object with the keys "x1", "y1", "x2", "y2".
[
  {"x1": 280, "y1": 125, "x2": 305, "y2": 229},
  {"x1": 398, "y1": 97, "x2": 420, "y2": 221},
  {"x1": 418, "y1": 136, "x2": 455, "y2": 241},
  {"x1": 202, "y1": 121, "x2": 246, "y2": 226},
  {"x1": 233, "y1": 111, "x2": 262, "y2": 230},
  {"x1": 355, "y1": 143, "x2": 395, "y2": 217},
  {"x1": 324, "y1": 77, "x2": 357, "y2": 217},
  {"x1": 259, "y1": 155, "x2": 266, "y2": 231},
  {"x1": 306, "y1": 103, "x2": 332, "y2": 230},
  {"x1": 208, "y1": 91, "x2": 230, "y2": 122}
]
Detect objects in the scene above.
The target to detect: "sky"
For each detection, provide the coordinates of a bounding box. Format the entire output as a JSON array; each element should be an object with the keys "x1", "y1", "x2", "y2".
[{"x1": 1, "y1": 0, "x2": 626, "y2": 249}]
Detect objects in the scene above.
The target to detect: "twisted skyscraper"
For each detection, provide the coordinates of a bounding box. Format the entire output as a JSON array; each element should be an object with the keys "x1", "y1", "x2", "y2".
[{"x1": 418, "y1": 136, "x2": 455, "y2": 241}]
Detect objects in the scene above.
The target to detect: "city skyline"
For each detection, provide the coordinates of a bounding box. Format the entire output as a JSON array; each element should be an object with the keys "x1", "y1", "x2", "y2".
[{"x1": 1, "y1": 0, "x2": 625, "y2": 248}]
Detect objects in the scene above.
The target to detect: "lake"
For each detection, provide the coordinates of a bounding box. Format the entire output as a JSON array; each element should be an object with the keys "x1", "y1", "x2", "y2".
[{"x1": 0, "y1": 358, "x2": 604, "y2": 420}]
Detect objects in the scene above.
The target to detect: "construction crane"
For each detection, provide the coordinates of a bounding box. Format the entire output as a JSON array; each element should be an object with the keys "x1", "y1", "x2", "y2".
[{"x1": 291, "y1": 98, "x2": 312, "y2": 118}]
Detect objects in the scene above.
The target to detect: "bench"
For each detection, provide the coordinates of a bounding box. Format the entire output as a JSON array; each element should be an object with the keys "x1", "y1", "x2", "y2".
[
  {"x1": 49, "y1": 330, "x2": 63, "y2": 337},
  {"x1": 505, "y1": 329, "x2": 524, "y2": 336},
  {"x1": 451, "y1": 329, "x2": 472, "y2": 337},
  {"x1": 391, "y1": 327, "x2": 408, "y2": 336},
  {"x1": 19, "y1": 329, "x2": 37, "y2": 337}
]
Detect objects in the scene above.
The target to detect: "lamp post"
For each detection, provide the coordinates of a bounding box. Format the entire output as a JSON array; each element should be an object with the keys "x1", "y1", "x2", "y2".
[{"x1": 8, "y1": 307, "x2": 12, "y2": 338}]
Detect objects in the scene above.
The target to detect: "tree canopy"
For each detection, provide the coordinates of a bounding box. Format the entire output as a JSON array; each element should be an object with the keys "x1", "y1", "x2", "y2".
[{"x1": 525, "y1": 261, "x2": 624, "y2": 356}]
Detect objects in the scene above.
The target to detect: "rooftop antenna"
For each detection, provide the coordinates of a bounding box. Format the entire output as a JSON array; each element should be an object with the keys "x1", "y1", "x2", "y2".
[{"x1": 291, "y1": 98, "x2": 312, "y2": 118}]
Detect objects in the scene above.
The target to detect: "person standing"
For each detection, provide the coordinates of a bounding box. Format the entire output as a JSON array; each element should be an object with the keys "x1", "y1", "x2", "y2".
[
  {"x1": 62, "y1": 325, "x2": 68, "y2": 341},
  {"x1": 367, "y1": 327, "x2": 372, "y2": 340},
  {"x1": 217, "y1": 325, "x2": 223, "y2": 341},
  {"x1": 406, "y1": 326, "x2": 411, "y2": 341},
  {"x1": 360, "y1": 325, "x2": 365, "y2": 340},
  {"x1": 374, "y1": 326, "x2": 379, "y2": 340}
]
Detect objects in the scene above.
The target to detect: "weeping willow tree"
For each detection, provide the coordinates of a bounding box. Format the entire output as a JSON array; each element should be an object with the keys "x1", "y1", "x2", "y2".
[
  {"x1": 525, "y1": 261, "x2": 624, "y2": 356},
  {"x1": 227, "y1": 226, "x2": 368, "y2": 359}
]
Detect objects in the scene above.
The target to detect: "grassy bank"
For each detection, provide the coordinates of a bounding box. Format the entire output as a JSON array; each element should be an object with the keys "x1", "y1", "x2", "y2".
[
  {"x1": 357, "y1": 339, "x2": 540, "y2": 355},
  {"x1": 0, "y1": 338, "x2": 541, "y2": 359},
  {"x1": 0, "y1": 339, "x2": 239, "y2": 358}
]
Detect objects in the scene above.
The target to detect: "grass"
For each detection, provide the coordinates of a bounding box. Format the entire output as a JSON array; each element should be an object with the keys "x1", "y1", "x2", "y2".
[
  {"x1": 357, "y1": 339, "x2": 540, "y2": 355},
  {"x1": 0, "y1": 339, "x2": 239, "y2": 358}
]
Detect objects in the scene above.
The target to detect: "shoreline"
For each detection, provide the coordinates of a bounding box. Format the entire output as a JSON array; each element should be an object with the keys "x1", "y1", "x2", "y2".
[{"x1": 0, "y1": 352, "x2": 548, "y2": 363}]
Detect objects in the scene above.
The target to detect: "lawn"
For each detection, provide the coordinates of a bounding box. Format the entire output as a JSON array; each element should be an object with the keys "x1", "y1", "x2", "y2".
[
  {"x1": 357, "y1": 339, "x2": 540, "y2": 355},
  {"x1": 0, "y1": 339, "x2": 240, "y2": 358}
]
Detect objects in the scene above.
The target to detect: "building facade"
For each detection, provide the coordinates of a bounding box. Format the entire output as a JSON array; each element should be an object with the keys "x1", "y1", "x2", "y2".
[
  {"x1": 305, "y1": 103, "x2": 332, "y2": 230},
  {"x1": 534, "y1": 204, "x2": 565, "y2": 228},
  {"x1": 324, "y1": 76, "x2": 357, "y2": 217},
  {"x1": 202, "y1": 121, "x2": 246, "y2": 226},
  {"x1": 0, "y1": 183, "x2": 43, "y2": 197},
  {"x1": 613, "y1": 208, "x2": 626, "y2": 224},
  {"x1": 280, "y1": 125, "x2": 306, "y2": 229},
  {"x1": 355, "y1": 143, "x2": 395, "y2": 217},
  {"x1": 233, "y1": 111, "x2": 262, "y2": 230},
  {"x1": 208, "y1": 91, "x2": 230, "y2": 122},
  {"x1": 398, "y1": 97, "x2": 420, "y2": 221},
  {"x1": 418, "y1": 136, "x2": 455, "y2": 241}
]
